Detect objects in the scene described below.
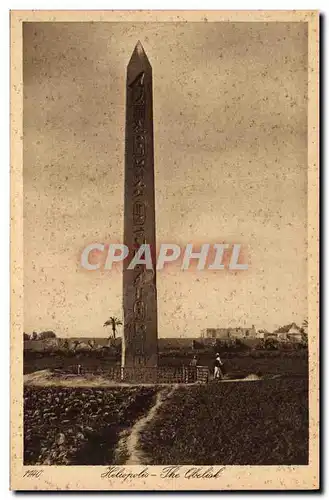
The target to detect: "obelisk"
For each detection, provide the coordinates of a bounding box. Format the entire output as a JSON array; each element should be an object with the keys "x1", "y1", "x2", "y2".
[{"x1": 122, "y1": 42, "x2": 158, "y2": 379}]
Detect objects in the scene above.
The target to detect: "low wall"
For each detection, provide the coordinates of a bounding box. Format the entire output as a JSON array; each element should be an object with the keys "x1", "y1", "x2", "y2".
[
  {"x1": 196, "y1": 366, "x2": 210, "y2": 383},
  {"x1": 57, "y1": 365, "x2": 209, "y2": 384}
]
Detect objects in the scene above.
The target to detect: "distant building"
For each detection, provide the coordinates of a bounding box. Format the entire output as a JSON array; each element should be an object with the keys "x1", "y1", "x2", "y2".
[
  {"x1": 202, "y1": 325, "x2": 257, "y2": 340},
  {"x1": 273, "y1": 323, "x2": 304, "y2": 342},
  {"x1": 255, "y1": 330, "x2": 268, "y2": 339},
  {"x1": 264, "y1": 332, "x2": 278, "y2": 340}
]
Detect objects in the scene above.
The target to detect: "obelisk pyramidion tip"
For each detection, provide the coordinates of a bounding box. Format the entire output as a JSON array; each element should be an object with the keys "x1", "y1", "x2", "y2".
[
  {"x1": 127, "y1": 41, "x2": 151, "y2": 81},
  {"x1": 135, "y1": 40, "x2": 145, "y2": 55}
]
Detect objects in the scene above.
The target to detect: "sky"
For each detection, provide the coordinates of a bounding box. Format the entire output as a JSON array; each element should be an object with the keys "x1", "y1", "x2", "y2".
[{"x1": 23, "y1": 21, "x2": 308, "y2": 337}]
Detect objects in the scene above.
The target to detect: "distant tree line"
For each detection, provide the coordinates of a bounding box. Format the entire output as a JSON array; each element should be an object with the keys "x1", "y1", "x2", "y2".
[{"x1": 24, "y1": 331, "x2": 57, "y2": 341}]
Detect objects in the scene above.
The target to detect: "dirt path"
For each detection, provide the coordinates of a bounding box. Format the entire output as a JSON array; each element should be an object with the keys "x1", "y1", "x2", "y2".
[{"x1": 119, "y1": 384, "x2": 179, "y2": 465}]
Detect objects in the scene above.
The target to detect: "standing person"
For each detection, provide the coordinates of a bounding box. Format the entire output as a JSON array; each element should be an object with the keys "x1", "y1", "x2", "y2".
[
  {"x1": 190, "y1": 355, "x2": 198, "y2": 367},
  {"x1": 214, "y1": 353, "x2": 224, "y2": 380},
  {"x1": 190, "y1": 355, "x2": 198, "y2": 382}
]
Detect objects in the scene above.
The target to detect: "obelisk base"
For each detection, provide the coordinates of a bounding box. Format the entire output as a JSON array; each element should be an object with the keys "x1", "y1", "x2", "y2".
[{"x1": 121, "y1": 366, "x2": 158, "y2": 384}]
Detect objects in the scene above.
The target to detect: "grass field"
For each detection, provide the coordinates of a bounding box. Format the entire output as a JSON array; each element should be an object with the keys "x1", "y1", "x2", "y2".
[
  {"x1": 24, "y1": 376, "x2": 308, "y2": 466},
  {"x1": 24, "y1": 386, "x2": 157, "y2": 465},
  {"x1": 139, "y1": 378, "x2": 308, "y2": 465},
  {"x1": 24, "y1": 350, "x2": 309, "y2": 466}
]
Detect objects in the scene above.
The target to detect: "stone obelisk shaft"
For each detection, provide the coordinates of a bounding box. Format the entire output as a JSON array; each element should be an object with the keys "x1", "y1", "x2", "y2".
[{"x1": 122, "y1": 42, "x2": 158, "y2": 372}]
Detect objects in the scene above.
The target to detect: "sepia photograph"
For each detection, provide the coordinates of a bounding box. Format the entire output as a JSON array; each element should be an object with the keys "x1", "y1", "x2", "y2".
[{"x1": 10, "y1": 10, "x2": 319, "y2": 491}]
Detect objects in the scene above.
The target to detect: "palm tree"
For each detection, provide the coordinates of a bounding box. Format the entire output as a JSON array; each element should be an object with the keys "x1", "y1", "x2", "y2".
[{"x1": 103, "y1": 316, "x2": 122, "y2": 341}]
